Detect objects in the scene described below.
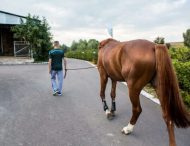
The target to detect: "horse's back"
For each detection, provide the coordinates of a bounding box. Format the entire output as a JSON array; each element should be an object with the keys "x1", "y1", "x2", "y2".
[{"x1": 121, "y1": 39, "x2": 155, "y2": 65}]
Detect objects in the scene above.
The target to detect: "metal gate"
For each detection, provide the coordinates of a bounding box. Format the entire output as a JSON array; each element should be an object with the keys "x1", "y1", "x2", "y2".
[{"x1": 14, "y1": 41, "x2": 31, "y2": 57}]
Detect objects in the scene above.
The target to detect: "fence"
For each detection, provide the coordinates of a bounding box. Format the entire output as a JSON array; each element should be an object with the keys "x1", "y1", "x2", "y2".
[{"x1": 14, "y1": 41, "x2": 31, "y2": 57}]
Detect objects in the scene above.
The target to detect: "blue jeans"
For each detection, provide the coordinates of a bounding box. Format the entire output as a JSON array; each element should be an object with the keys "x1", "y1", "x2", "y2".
[{"x1": 50, "y1": 70, "x2": 63, "y2": 93}]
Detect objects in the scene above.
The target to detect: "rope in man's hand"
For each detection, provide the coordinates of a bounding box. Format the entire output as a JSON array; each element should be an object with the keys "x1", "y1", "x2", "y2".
[
  {"x1": 66, "y1": 66, "x2": 97, "y2": 70},
  {"x1": 64, "y1": 66, "x2": 97, "y2": 79}
]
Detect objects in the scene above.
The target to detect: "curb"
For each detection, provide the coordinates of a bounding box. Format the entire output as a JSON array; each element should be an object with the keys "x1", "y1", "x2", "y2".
[
  {"x1": 0, "y1": 62, "x2": 48, "y2": 65},
  {"x1": 140, "y1": 90, "x2": 160, "y2": 105}
]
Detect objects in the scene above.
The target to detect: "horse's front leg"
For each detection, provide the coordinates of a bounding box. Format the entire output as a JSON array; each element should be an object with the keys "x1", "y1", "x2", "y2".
[
  {"x1": 110, "y1": 80, "x2": 117, "y2": 116},
  {"x1": 99, "y1": 68, "x2": 110, "y2": 118}
]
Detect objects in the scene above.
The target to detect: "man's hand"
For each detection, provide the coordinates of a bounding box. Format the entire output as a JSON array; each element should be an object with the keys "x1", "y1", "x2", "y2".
[
  {"x1": 48, "y1": 58, "x2": 52, "y2": 74},
  {"x1": 64, "y1": 69, "x2": 67, "y2": 78}
]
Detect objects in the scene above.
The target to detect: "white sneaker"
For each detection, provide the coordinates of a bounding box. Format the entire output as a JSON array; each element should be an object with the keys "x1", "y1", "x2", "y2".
[
  {"x1": 53, "y1": 90, "x2": 58, "y2": 96},
  {"x1": 57, "y1": 91, "x2": 62, "y2": 96}
]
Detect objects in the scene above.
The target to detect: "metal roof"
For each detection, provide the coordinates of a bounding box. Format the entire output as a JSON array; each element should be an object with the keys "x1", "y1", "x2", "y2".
[{"x1": 0, "y1": 10, "x2": 26, "y2": 25}]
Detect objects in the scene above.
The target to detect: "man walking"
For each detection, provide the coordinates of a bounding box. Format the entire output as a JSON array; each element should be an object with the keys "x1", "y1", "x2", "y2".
[{"x1": 48, "y1": 41, "x2": 67, "y2": 96}]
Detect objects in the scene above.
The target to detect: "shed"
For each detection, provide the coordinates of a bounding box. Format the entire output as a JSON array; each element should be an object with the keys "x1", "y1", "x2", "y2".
[{"x1": 0, "y1": 10, "x2": 27, "y2": 56}]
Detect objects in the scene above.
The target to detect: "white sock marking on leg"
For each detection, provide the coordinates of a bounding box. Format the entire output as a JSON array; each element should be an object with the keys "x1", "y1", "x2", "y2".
[
  {"x1": 105, "y1": 109, "x2": 111, "y2": 115},
  {"x1": 122, "y1": 123, "x2": 134, "y2": 134}
]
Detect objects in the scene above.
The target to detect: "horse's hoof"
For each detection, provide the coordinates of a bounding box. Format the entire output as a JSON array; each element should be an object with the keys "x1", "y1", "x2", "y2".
[
  {"x1": 121, "y1": 129, "x2": 125, "y2": 134},
  {"x1": 111, "y1": 111, "x2": 115, "y2": 117},
  {"x1": 106, "y1": 112, "x2": 112, "y2": 119},
  {"x1": 105, "y1": 110, "x2": 113, "y2": 119},
  {"x1": 121, "y1": 124, "x2": 134, "y2": 135},
  {"x1": 107, "y1": 113, "x2": 113, "y2": 119},
  {"x1": 121, "y1": 128, "x2": 131, "y2": 135}
]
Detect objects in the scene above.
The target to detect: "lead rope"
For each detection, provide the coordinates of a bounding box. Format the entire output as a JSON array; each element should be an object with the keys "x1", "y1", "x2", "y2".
[{"x1": 66, "y1": 66, "x2": 97, "y2": 70}]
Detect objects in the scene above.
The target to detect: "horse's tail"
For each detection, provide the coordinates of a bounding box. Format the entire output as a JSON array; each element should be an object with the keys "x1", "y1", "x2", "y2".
[{"x1": 155, "y1": 44, "x2": 190, "y2": 128}]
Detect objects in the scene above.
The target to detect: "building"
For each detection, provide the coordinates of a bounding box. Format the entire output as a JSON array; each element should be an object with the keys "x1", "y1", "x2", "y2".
[{"x1": 0, "y1": 10, "x2": 28, "y2": 56}]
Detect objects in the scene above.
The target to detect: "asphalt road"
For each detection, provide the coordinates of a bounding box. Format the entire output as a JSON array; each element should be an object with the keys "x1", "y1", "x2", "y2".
[{"x1": 0, "y1": 58, "x2": 190, "y2": 146}]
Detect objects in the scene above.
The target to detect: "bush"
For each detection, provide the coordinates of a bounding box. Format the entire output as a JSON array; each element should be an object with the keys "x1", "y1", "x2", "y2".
[
  {"x1": 181, "y1": 90, "x2": 190, "y2": 107},
  {"x1": 169, "y1": 47, "x2": 190, "y2": 62},
  {"x1": 65, "y1": 49, "x2": 98, "y2": 64},
  {"x1": 172, "y1": 59, "x2": 190, "y2": 108},
  {"x1": 172, "y1": 60, "x2": 190, "y2": 92},
  {"x1": 169, "y1": 46, "x2": 190, "y2": 108}
]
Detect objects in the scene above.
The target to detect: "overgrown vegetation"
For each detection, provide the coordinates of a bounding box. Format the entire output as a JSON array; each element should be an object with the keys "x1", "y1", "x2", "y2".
[{"x1": 11, "y1": 14, "x2": 52, "y2": 61}]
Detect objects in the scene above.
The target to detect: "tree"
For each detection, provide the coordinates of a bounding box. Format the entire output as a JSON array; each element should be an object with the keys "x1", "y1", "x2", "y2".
[
  {"x1": 70, "y1": 40, "x2": 78, "y2": 51},
  {"x1": 87, "y1": 39, "x2": 99, "y2": 50},
  {"x1": 77, "y1": 39, "x2": 88, "y2": 50},
  {"x1": 183, "y1": 29, "x2": 190, "y2": 48},
  {"x1": 11, "y1": 14, "x2": 52, "y2": 61},
  {"x1": 61, "y1": 44, "x2": 69, "y2": 53},
  {"x1": 154, "y1": 37, "x2": 165, "y2": 44}
]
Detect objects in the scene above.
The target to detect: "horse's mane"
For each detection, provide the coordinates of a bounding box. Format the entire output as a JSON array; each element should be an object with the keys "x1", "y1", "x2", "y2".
[{"x1": 99, "y1": 38, "x2": 119, "y2": 50}]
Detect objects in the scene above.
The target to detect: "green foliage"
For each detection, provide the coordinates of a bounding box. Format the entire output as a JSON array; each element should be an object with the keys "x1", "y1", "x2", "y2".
[
  {"x1": 183, "y1": 29, "x2": 190, "y2": 48},
  {"x1": 70, "y1": 40, "x2": 78, "y2": 51},
  {"x1": 170, "y1": 46, "x2": 190, "y2": 108},
  {"x1": 169, "y1": 47, "x2": 190, "y2": 62},
  {"x1": 181, "y1": 90, "x2": 190, "y2": 107},
  {"x1": 87, "y1": 39, "x2": 99, "y2": 50},
  {"x1": 65, "y1": 39, "x2": 99, "y2": 63},
  {"x1": 11, "y1": 14, "x2": 52, "y2": 61},
  {"x1": 77, "y1": 39, "x2": 88, "y2": 50},
  {"x1": 154, "y1": 36, "x2": 165, "y2": 44},
  {"x1": 172, "y1": 60, "x2": 190, "y2": 92},
  {"x1": 65, "y1": 50, "x2": 98, "y2": 63},
  {"x1": 61, "y1": 44, "x2": 69, "y2": 53}
]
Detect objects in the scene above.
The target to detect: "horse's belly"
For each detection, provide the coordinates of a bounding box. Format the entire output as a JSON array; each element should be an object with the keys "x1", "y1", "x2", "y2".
[{"x1": 106, "y1": 69, "x2": 124, "y2": 81}]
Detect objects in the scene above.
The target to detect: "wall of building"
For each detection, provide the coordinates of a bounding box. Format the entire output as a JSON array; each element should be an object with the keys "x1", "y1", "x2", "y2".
[
  {"x1": 0, "y1": 24, "x2": 14, "y2": 56},
  {"x1": 0, "y1": 11, "x2": 26, "y2": 56}
]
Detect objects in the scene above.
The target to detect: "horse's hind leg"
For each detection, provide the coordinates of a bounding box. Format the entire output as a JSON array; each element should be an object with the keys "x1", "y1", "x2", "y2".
[
  {"x1": 122, "y1": 86, "x2": 142, "y2": 134},
  {"x1": 110, "y1": 80, "x2": 117, "y2": 116},
  {"x1": 162, "y1": 111, "x2": 176, "y2": 146}
]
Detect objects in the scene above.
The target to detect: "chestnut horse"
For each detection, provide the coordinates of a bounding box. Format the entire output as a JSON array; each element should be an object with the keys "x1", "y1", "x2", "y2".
[{"x1": 97, "y1": 38, "x2": 190, "y2": 146}]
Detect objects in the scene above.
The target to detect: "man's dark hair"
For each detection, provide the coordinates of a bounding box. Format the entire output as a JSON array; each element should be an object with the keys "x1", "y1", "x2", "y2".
[{"x1": 54, "y1": 41, "x2": 60, "y2": 47}]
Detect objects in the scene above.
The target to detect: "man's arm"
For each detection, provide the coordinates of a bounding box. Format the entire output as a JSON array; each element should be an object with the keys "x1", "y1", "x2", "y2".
[{"x1": 48, "y1": 58, "x2": 52, "y2": 74}]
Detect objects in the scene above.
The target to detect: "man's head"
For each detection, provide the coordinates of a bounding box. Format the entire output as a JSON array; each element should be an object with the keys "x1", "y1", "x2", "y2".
[{"x1": 53, "y1": 41, "x2": 60, "y2": 48}]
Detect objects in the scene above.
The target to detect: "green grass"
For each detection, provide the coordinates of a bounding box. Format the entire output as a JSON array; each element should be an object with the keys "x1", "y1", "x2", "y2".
[{"x1": 143, "y1": 84, "x2": 157, "y2": 98}]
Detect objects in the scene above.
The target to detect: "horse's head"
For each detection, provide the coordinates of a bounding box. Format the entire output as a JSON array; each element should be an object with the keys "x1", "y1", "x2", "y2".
[{"x1": 98, "y1": 38, "x2": 118, "y2": 50}]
